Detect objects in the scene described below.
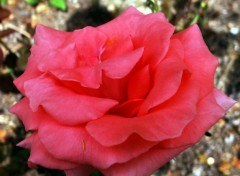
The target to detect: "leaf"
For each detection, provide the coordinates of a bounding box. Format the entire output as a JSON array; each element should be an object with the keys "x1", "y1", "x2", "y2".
[
  {"x1": 0, "y1": 0, "x2": 7, "y2": 6},
  {"x1": 25, "y1": 0, "x2": 40, "y2": 6},
  {"x1": 49, "y1": 0, "x2": 67, "y2": 11}
]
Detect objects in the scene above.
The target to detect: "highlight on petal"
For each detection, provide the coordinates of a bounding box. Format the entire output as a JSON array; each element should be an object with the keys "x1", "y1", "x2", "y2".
[
  {"x1": 213, "y1": 88, "x2": 236, "y2": 111},
  {"x1": 34, "y1": 24, "x2": 72, "y2": 49},
  {"x1": 24, "y1": 75, "x2": 118, "y2": 125},
  {"x1": 101, "y1": 47, "x2": 144, "y2": 79}
]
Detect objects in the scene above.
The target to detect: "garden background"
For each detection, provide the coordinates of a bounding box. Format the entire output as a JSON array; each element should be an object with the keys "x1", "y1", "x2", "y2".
[{"x1": 0, "y1": 0, "x2": 239, "y2": 175}]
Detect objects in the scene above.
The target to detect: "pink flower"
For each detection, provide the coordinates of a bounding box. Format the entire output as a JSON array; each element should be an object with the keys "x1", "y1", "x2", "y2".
[{"x1": 10, "y1": 7, "x2": 235, "y2": 176}]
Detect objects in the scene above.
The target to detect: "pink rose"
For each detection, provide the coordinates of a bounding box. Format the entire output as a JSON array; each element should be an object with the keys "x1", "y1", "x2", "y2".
[{"x1": 10, "y1": 7, "x2": 235, "y2": 176}]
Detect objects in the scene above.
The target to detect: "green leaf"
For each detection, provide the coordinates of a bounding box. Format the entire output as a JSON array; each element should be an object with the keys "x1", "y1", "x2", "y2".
[
  {"x1": 146, "y1": 0, "x2": 159, "y2": 12},
  {"x1": 0, "y1": 0, "x2": 7, "y2": 5},
  {"x1": 49, "y1": 0, "x2": 67, "y2": 11},
  {"x1": 25, "y1": 0, "x2": 40, "y2": 6}
]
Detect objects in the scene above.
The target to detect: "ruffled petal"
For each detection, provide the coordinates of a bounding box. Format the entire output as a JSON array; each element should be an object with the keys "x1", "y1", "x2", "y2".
[
  {"x1": 34, "y1": 24, "x2": 72, "y2": 49},
  {"x1": 161, "y1": 89, "x2": 235, "y2": 148},
  {"x1": 73, "y1": 26, "x2": 107, "y2": 64},
  {"x1": 132, "y1": 13, "x2": 175, "y2": 67},
  {"x1": 138, "y1": 39, "x2": 184, "y2": 115},
  {"x1": 50, "y1": 65, "x2": 101, "y2": 89},
  {"x1": 38, "y1": 118, "x2": 157, "y2": 169},
  {"x1": 24, "y1": 75, "x2": 118, "y2": 125},
  {"x1": 213, "y1": 89, "x2": 236, "y2": 110},
  {"x1": 87, "y1": 72, "x2": 200, "y2": 146},
  {"x1": 173, "y1": 24, "x2": 219, "y2": 97},
  {"x1": 28, "y1": 133, "x2": 79, "y2": 170},
  {"x1": 9, "y1": 98, "x2": 40, "y2": 131},
  {"x1": 101, "y1": 144, "x2": 188, "y2": 176}
]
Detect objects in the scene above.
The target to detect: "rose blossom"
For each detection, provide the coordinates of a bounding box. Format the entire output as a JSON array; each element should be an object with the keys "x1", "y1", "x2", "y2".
[{"x1": 10, "y1": 7, "x2": 235, "y2": 176}]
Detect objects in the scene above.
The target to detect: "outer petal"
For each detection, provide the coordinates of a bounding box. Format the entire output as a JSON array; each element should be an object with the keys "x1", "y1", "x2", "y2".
[
  {"x1": 37, "y1": 118, "x2": 157, "y2": 169},
  {"x1": 27, "y1": 133, "x2": 79, "y2": 170},
  {"x1": 9, "y1": 98, "x2": 40, "y2": 131},
  {"x1": 161, "y1": 89, "x2": 236, "y2": 148},
  {"x1": 13, "y1": 55, "x2": 42, "y2": 94},
  {"x1": 173, "y1": 24, "x2": 219, "y2": 98},
  {"x1": 24, "y1": 75, "x2": 118, "y2": 125},
  {"x1": 98, "y1": 6, "x2": 144, "y2": 37},
  {"x1": 213, "y1": 89, "x2": 236, "y2": 110},
  {"x1": 132, "y1": 13, "x2": 175, "y2": 67},
  {"x1": 102, "y1": 144, "x2": 189, "y2": 176},
  {"x1": 34, "y1": 24, "x2": 72, "y2": 49}
]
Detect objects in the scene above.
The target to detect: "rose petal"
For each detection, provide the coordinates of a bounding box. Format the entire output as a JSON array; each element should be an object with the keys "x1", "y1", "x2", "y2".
[
  {"x1": 213, "y1": 89, "x2": 236, "y2": 110},
  {"x1": 27, "y1": 133, "x2": 79, "y2": 170},
  {"x1": 127, "y1": 65, "x2": 150, "y2": 99},
  {"x1": 34, "y1": 25, "x2": 72, "y2": 49},
  {"x1": 13, "y1": 54, "x2": 42, "y2": 94},
  {"x1": 9, "y1": 98, "x2": 40, "y2": 131},
  {"x1": 101, "y1": 47, "x2": 144, "y2": 79},
  {"x1": 138, "y1": 39, "x2": 184, "y2": 115},
  {"x1": 99, "y1": 6, "x2": 173, "y2": 68},
  {"x1": 98, "y1": 6, "x2": 144, "y2": 37},
  {"x1": 173, "y1": 24, "x2": 219, "y2": 97},
  {"x1": 110, "y1": 99, "x2": 144, "y2": 117},
  {"x1": 73, "y1": 26, "x2": 107, "y2": 63},
  {"x1": 86, "y1": 76, "x2": 199, "y2": 146},
  {"x1": 161, "y1": 89, "x2": 236, "y2": 148},
  {"x1": 24, "y1": 75, "x2": 118, "y2": 125},
  {"x1": 17, "y1": 134, "x2": 34, "y2": 149},
  {"x1": 101, "y1": 35, "x2": 134, "y2": 60},
  {"x1": 132, "y1": 13, "x2": 175, "y2": 67},
  {"x1": 38, "y1": 118, "x2": 157, "y2": 169},
  {"x1": 50, "y1": 65, "x2": 101, "y2": 89},
  {"x1": 102, "y1": 76, "x2": 129, "y2": 102},
  {"x1": 102, "y1": 144, "x2": 188, "y2": 176}
]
